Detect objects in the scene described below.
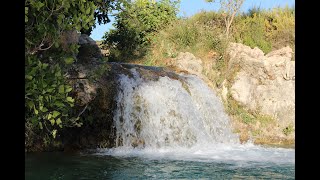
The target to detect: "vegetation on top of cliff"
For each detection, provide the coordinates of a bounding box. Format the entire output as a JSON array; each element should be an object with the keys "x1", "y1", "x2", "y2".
[
  {"x1": 102, "y1": 0, "x2": 180, "y2": 62},
  {"x1": 102, "y1": 3, "x2": 294, "y2": 64}
]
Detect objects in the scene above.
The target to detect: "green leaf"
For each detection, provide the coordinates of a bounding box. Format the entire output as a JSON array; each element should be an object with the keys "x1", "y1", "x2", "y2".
[
  {"x1": 65, "y1": 86, "x2": 72, "y2": 93},
  {"x1": 39, "y1": 104, "x2": 43, "y2": 111},
  {"x1": 42, "y1": 63, "x2": 48, "y2": 69},
  {"x1": 48, "y1": 113, "x2": 52, "y2": 120},
  {"x1": 86, "y1": 8, "x2": 90, "y2": 15},
  {"x1": 52, "y1": 111, "x2": 61, "y2": 118},
  {"x1": 54, "y1": 42, "x2": 59, "y2": 48},
  {"x1": 54, "y1": 101, "x2": 65, "y2": 108},
  {"x1": 36, "y1": 2, "x2": 44, "y2": 10},
  {"x1": 41, "y1": 107, "x2": 48, "y2": 112},
  {"x1": 66, "y1": 97, "x2": 74, "y2": 103},
  {"x1": 47, "y1": 88, "x2": 54, "y2": 93},
  {"x1": 58, "y1": 14, "x2": 65, "y2": 20},
  {"x1": 34, "y1": 107, "x2": 39, "y2": 115},
  {"x1": 64, "y1": 57, "x2": 75, "y2": 65},
  {"x1": 25, "y1": 75, "x2": 33, "y2": 80},
  {"x1": 55, "y1": 70, "x2": 61, "y2": 77},
  {"x1": 56, "y1": 118, "x2": 62, "y2": 125},
  {"x1": 31, "y1": 117, "x2": 38, "y2": 125},
  {"x1": 27, "y1": 101, "x2": 35, "y2": 109},
  {"x1": 58, "y1": 85, "x2": 64, "y2": 94},
  {"x1": 57, "y1": 18, "x2": 62, "y2": 25},
  {"x1": 52, "y1": 129, "x2": 57, "y2": 138},
  {"x1": 39, "y1": 122, "x2": 43, "y2": 130},
  {"x1": 50, "y1": 119, "x2": 55, "y2": 125}
]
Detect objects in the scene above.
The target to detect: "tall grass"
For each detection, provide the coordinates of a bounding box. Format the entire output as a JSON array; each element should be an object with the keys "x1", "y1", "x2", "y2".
[
  {"x1": 234, "y1": 6, "x2": 295, "y2": 53},
  {"x1": 138, "y1": 11, "x2": 228, "y2": 66}
]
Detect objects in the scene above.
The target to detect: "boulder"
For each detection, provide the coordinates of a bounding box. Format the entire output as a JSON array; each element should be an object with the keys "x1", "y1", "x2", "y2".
[
  {"x1": 77, "y1": 34, "x2": 103, "y2": 63},
  {"x1": 226, "y1": 43, "x2": 295, "y2": 128},
  {"x1": 174, "y1": 52, "x2": 203, "y2": 74}
]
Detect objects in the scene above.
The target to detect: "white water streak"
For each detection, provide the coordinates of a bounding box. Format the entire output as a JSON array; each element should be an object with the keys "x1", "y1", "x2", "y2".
[
  {"x1": 101, "y1": 68, "x2": 294, "y2": 165},
  {"x1": 114, "y1": 68, "x2": 238, "y2": 148}
]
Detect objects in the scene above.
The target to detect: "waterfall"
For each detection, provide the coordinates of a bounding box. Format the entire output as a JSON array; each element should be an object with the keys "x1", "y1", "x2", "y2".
[{"x1": 113, "y1": 68, "x2": 239, "y2": 149}]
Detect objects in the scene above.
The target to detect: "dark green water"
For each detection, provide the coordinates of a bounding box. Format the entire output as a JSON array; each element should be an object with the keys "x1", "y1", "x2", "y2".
[{"x1": 25, "y1": 152, "x2": 294, "y2": 179}]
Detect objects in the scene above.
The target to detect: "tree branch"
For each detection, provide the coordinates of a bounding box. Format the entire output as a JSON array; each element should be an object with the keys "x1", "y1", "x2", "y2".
[{"x1": 77, "y1": 104, "x2": 88, "y2": 118}]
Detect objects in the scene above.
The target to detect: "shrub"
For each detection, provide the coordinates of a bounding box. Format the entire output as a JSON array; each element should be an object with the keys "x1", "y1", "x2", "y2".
[
  {"x1": 264, "y1": 6, "x2": 295, "y2": 50},
  {"x1": 25, "y1": 56, "x2": 80, "y2": 140},
  {"x1": 25, "y1": 0, "x2": 123, "y2": 149},
  {"x1": 234, "y1": 13, "x2": 272, "y2": 53},
  {"x1": 102, "y1": 0, "x2": 180, "y2": 62},
  {"x1": 233, "y1": 6, "x2": 295, "y2": 53}
]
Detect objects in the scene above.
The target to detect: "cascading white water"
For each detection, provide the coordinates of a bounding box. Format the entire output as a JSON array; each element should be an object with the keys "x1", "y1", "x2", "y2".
[
  {"x1": 96, "y1": 67, "x2": 294, "y2": 165},
  {"x1": 113, "y1": 68, "x2": 239, "y2": 149}
]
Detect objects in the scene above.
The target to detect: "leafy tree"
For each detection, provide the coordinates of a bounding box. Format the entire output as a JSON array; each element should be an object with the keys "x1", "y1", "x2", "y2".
[
  {"x1": 205, "y1": 0, "x2": 245, "y2": 38},
  {"x1": 25, "y1": 0, "x2": 127, "y2": 148},
  {"x1": 102, "y1": 0, "x2": 180, "y2": 62},
  {"x1": 81, "y1": 0, "x2": 129, "y2": 35}
]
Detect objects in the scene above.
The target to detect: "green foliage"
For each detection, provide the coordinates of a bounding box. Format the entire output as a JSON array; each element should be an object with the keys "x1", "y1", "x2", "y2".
[
  {"x1": 81, "y1": 0, "x2": 128, "y2": 35},
  {"x1": 25, "y1": 0, "x2": 117, "y2": 149},
  {"x1": 25, "y1": 56, "x2": 81, "y2": 139},
  {"x1": 234, "y1": 13, "x2": 272, "y2": 53},
  {"x1": 102, "y1": 0, "x2": 180, "y2": 62},
  {"x1": 234, "y1": 6, "x2": 295, "y2": 53},
  {"x1": 25, "y1": 0, "x2": 97, "y2": 55},
  {"x1": 137, "y1": 10, "x2": 228, "y2": 66},
  {"x1": 226, "y1": 95, "x2": 255, "y2": 124},
  {"x1": 264, "y1": 6, "x2": 295, "y2": 50},
  {"x1": 167, "y1": 12, "x2": 226, "y2": 54}
]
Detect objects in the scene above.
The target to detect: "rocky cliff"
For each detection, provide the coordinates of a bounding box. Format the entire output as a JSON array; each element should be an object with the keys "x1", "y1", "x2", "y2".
[
  {"x1": 227, "y1": 43, "x2": 295, "y2": 130},
  {"x1": 166, "y1": 44, "x2": 295, "y2": 145}
]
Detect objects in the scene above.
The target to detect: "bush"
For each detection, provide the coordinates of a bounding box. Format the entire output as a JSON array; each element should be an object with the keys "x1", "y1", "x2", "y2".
[
  {"x1": 25, "y1": 56, "x2": 80, "y2": 140},
  {"x1": 234, "y1": 13, "x2": 272, "y2": 53},
  {"x1": 233, "y1": 6, "x2": 295, "y2": 53},
  {"x1": 264, "y1": 6, "x2": 295, "y2": 50},
  {"x1": 102, "y1": 0, "x2": 179, "y2": 62}
]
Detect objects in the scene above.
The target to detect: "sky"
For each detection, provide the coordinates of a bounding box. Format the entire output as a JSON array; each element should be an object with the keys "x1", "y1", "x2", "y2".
[{"x1": 90, "y1": 0, "x2": 295, "y2": 41}]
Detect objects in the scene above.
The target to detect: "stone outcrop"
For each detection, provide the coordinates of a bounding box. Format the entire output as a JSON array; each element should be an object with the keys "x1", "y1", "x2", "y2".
[
  {"x1": 167, "y1": 45, "x2": 295, "y2": 145},
  {"x1": 174, "y1": 52, "x2": 203, "y2": 74},
  {"x1": 226, "y1": 43, "x2": 295, "y2": 129},
  {"x1": 77, "y1": 34, "x2": 103, "y2": 63}
]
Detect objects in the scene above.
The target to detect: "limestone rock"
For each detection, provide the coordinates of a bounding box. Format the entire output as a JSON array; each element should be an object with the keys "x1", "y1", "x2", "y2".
[
  {"x1": 174, "y1": 52, "x2": 203, "y2": 74},
  {"x1": 227, "y1": 43, "x2": 295, "y2": 127}
]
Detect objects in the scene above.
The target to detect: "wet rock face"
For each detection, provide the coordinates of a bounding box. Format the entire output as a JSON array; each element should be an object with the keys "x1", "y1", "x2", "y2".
[
  {"x1": 65, "y1": 62, "x2": 189, "y2": 150},
  {"x1": 226, "y1": 43, "x2": 295, "y2": 129}
]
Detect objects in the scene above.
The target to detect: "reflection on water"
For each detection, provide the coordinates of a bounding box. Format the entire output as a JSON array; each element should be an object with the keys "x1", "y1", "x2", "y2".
[{"x1": 25, "y1": 151, "x2": 294, "y2": 179}]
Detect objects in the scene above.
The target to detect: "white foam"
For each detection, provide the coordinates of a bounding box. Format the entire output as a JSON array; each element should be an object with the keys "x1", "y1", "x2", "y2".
[
  {"x1": 113, "y1": 69, "x2": 238, "y2": 149},
  {"x1": 100, "y1": 68, "x2": 294, "y2": 166},
  {"x1": 94, "y1": 143, "x2": 294, "y2": 165}
]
